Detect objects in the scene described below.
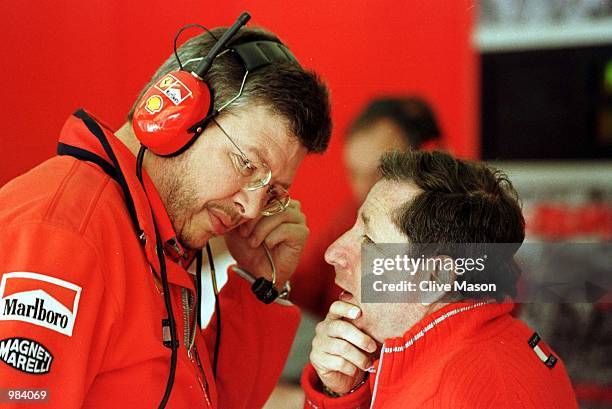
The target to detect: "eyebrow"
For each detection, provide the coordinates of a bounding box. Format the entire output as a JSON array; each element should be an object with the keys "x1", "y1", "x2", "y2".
[
  {"x1": 250, "y1": 146, "x2": 291, "y2": 190},
  {"x1": 361, "y1": 212, "x2": 370, "y2": 230}
]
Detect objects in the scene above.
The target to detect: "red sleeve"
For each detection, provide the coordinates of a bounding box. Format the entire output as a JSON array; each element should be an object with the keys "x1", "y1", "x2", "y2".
[
  {"x1": 0, "y1": 223, "x2": 116, "y2": 408},
  {"x1": 301, "y1": 363, "x2": 371, "y2": 409},
  {"x1": 203, "y1": 266, "x2": 301, "y2": 409}
]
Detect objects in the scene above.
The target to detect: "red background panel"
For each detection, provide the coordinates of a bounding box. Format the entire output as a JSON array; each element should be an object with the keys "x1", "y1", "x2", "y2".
[{"x1": 0, "y1": 0, "x2": 477, "y2": 248}]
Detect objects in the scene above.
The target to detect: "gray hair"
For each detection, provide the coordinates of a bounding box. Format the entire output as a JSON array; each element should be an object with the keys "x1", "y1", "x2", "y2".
[{"x1": 128, "y1": 26, "x2": 332, "y2": 153}]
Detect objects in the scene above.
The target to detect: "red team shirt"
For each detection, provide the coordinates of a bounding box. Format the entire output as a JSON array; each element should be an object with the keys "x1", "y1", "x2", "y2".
[
  {"x1": 302, "y1": 302, "x2": 579, "y2": 409},
  {"x1": 0, "y1": 110, "x2": 300, "y2": 408}
]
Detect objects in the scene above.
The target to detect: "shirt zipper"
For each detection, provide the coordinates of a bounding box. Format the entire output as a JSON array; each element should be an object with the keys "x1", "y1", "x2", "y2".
[{"x1": 181, "y1": 287, "x2": 212, "y2": 407}]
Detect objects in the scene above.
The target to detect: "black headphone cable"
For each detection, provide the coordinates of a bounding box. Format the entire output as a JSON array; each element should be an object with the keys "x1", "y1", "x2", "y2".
[
  {"x1": 136, "y1": 146, "x2": 179, "y2": 409},
  {"x1": 204, "y1": 242, "x2": 222, "y2": 378}
]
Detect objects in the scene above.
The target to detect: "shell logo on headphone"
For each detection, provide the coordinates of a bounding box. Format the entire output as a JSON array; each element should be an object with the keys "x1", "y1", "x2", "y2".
[{"x1": 144, "y1": 95, "x2": 164, "y2": 114}]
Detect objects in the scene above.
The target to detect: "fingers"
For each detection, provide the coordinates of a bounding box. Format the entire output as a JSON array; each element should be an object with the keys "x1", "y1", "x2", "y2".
[
  {"x1": 311, "y1": 351, "x2": 359, "y2": 377},
  {"x1": 328, "y1": 300, "x2": 362, "y2": 320},
  {"x1": 239, "y1": 200, "x2": 302, "y2": 238},
  {"x1": 238, "y1": 216, "x2": 262, "y2": 238},
  {"x1": 241, "y1": 200, "x2": 305, "y2": 248},
  {"x1": 317, "y1": 315, "x2": 377, "y2": 354},
  {"x1": 312, "y1": 337, "x2": 372, "y2": 371},
  {"x1": 262, "y1": 222, "x2": 309, "y2": 251},
  {"x1": 310, "y1": 302, "x2": 377, "y2": 394}
]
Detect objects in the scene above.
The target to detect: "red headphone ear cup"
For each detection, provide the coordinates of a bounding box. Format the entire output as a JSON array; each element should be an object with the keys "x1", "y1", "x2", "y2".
[{"x1": 132, "y1": 71, "x2": 213, "y2": 156}]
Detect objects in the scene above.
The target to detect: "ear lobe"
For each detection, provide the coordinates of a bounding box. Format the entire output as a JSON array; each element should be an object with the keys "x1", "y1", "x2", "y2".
[
  {"x1": 420, "y1": 255, "x2": 455, "y2": 305},
  {"x1": 431, "y1": 255, "x2": 455, "y2": 286}
]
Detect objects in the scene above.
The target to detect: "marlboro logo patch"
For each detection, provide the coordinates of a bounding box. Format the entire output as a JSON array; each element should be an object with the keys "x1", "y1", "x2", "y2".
[
  {"x1": 0, "y1": 272, "x2": 82, "y2": 337},
  {"x1": 0, "y1": 337, "x2": 53, "y2": 374}
]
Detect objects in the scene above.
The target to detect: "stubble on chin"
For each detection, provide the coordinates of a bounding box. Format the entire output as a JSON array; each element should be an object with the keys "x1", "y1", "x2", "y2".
[{"x1": 158, "y1": 166, "x2": 203, "y2": 250}]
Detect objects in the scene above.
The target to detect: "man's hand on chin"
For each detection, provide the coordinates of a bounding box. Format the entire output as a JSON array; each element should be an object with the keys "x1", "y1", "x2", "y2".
[{"x1": 310, "y1": 301, "x2": 378, "y2": 395}]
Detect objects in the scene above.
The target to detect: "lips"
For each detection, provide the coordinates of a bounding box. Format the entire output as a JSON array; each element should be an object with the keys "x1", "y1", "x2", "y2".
[
  {"x1": 339, "y1": 290, "x2": 354, "y2": 302},
  {"x1": 208, "y1": 212, "x2": 227, "y2": 235},
  {"x1": 336, "y1": 280, "x2": 355, "y2": 301},
  {"x1": 208, "y1": 208, "x2": 237, "y2": 235}
]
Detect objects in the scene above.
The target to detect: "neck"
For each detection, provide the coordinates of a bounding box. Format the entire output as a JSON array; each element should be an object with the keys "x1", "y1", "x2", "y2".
[
  {"x1": 421, "y1": 301, "x2": 449, "y2": 321},
  {"x1": 115, "y1": 121, "x2": 167, "y2": 197},
  {"x1": 115, "y1": 122, "x2": 183, "y2": 237},
  {"x1": 396, "y1": 302, "x2": 449, "y2": 340},
  {"x1": 115, "y1": 122, "x2": 141, "y2": 157}
]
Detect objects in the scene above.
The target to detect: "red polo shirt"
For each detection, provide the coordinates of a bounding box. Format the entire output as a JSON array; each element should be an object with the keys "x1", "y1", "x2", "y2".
[
  {"x1": 0, "y1": 109, "x2": 300, "y2": 408},
  {"x1": 302, "y1": 301, "x2": 578, "y2": 408}
]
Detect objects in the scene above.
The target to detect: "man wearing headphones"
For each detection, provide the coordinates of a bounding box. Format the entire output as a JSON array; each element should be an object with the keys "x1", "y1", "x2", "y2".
[{"x1": 0, "y1": 18, "x2": 331, "y2": 409}]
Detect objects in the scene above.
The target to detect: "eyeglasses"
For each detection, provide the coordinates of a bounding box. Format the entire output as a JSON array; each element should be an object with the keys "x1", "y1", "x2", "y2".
[{"x1": 211, "y1": 118, "x2": 291, "y2": 217}]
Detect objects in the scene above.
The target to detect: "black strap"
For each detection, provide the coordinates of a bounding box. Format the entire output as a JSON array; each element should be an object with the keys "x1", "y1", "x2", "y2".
[
  {"x1": 185, "y1": 41, "x2": 300, "y2": 148},
  {"x1": 58, "y1": 143, "x2": 119, "y2": 183},
  {"x1": 195, "y1": 250, "x2": 203, "y2": 330},
  {"x1": 62, "y1": 109, "x2": 143, "y2": 237},
  {"x1": 232, "y1": 41, "x2": 301, "y2": 72}
]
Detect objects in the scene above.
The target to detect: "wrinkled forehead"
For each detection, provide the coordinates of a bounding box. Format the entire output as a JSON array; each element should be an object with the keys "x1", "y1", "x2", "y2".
[
  {"x1": 222, "y1": 105, "x2": 293, "y2": 147},
  {"x1": 360, "y1": 180, "x2": 421, "y2": 238}
]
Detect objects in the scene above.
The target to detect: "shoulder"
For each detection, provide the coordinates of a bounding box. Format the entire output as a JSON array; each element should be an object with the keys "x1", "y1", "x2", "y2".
[
  {"x1": 439, "y1": 317, "x2": 577, "y2": 408},
  {"x1": 0, "y1": 157, "x2": 131, "y2": 319},
  {"x1": 0, "y1": 155, "x2": 135, "y2": 286},
  {"x1": 0, "y1": 155, "x2": 129, "y2": 240}
]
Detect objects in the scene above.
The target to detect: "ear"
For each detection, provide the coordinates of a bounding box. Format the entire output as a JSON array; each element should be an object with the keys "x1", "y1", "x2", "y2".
[
  {"x1": 431, "y1": 254, "x2": 455, "y2": 286},
  {"x1": 420, "y1": 255, "x2": 455, "y2": 305}
]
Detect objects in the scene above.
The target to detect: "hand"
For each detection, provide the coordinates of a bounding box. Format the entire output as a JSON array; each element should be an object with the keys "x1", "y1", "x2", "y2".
[
  {"x1": 310, "y1": 301, "x2": 378, "y2": 395},
  {"x1": 225, "y1": 200, "x2": 308, "y2": 287}
]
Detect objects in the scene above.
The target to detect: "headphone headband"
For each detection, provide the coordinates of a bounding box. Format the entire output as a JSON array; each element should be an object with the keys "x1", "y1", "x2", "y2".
[
  {"x1": 132, "y1": 15, "x2": 304, "y2": 157},
  {"x1": 184, "y1": 40, "x2": 302, "y2": 136},
  {"x1": 232, "y1": 41, "x2": 301, "y2": 72}
]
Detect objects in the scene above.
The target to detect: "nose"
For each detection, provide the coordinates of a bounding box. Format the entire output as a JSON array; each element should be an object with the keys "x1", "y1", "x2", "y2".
[
  {"x1": 324, "y1": 230, "x2": 352, "y2": 269},
  {"x1": 233, "y1": 188, "x2": 268, "y2": 219}
]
